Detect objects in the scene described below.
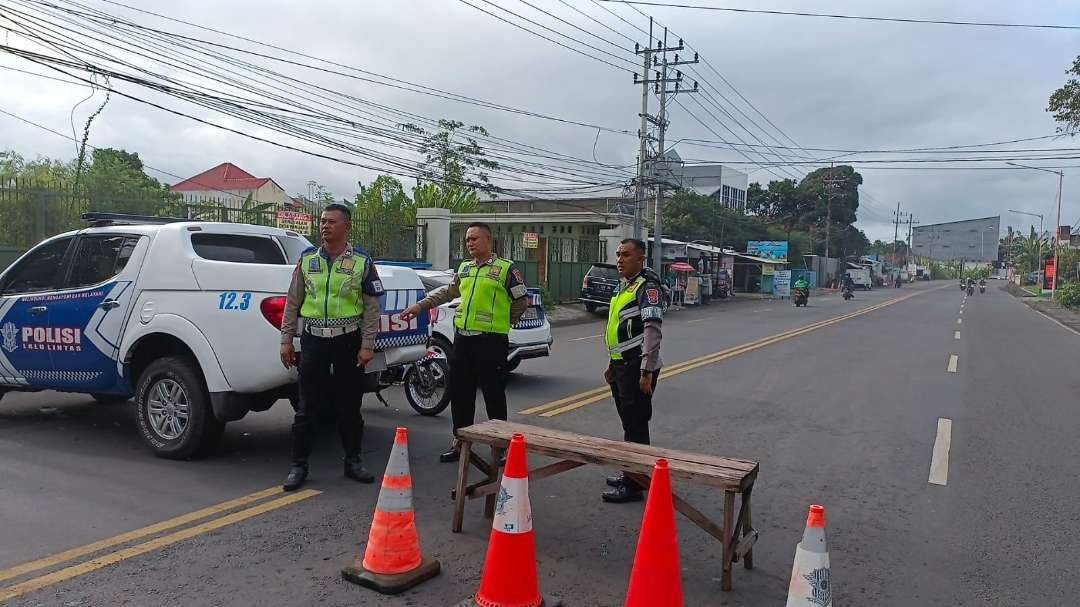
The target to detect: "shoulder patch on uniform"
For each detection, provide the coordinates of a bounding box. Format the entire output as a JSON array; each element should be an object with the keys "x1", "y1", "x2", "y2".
[
  {"x1": 511, "y1": 267, "x2": 524, "y2": 283},
  {"x1": 645, "y1": 287, "x2": 660, "y2": 305},
  {"x1": 510, "y1": 284, "x2": 527, "y2": 299}
]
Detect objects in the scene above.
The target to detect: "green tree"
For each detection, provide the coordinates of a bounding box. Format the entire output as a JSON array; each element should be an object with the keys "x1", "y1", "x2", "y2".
[
  {"x1": 400, "y1": 119, "x2": 500, "y2": 198},
  {"x1": 1047, "y1": 55, "x2": 1080, "y2": 133}
]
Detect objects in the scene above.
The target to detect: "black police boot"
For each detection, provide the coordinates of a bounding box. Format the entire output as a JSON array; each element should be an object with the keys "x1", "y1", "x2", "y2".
[
  {"x1": 283, "y1": 462, "x2": 308, "y2": 492},
  {"x1": 606, "y1": 472, "x2": 627, "y2": 488},
  {"x1": 343, "y1": 456, "x2": 375, "y2": 483},
  {"x1": 439, "y1": 438, "x2": 460, "y2": 463},
  {"x1": 602, "y1": 482, "x2": 644, "y2": 504}
]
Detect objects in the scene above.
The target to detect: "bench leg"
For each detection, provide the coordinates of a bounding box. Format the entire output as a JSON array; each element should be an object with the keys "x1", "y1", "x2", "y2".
[
  {"x1": 741, "y1": 486, "x2": 754, "y2": 570},
  {"x1": 483, "y1": 444, "x2": 499, "y2": 519},
  {"x1": 721, "y1": 489, "x2": 736, "y2": 591},
  {"x1": 452, "y1": 440, "x2": 472, "y2": 533}
]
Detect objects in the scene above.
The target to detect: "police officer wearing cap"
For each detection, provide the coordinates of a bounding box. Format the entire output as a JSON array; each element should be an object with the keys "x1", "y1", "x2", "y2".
[
  {"x1": 401, "y1": 222, "x2": 528, "y2": 463},
  {"x1": 602, "y1": 238, "x2": 664, "y2": 503},
  {"x1": 279, "y1": 203, "x2": 384, "y2": 491}
]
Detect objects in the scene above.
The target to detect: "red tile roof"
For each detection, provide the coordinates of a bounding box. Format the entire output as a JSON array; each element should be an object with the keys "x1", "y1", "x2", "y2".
[{"x1": 170, "y1": 162, "x2": 271, "y2": 192}]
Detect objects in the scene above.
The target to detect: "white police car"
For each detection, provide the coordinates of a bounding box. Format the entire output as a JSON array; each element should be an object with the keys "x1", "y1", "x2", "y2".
[
  {"x1": 415, "y1": 268, "x2": 552, "y2": 373},
  {"x1": 0, "y1": 213, "x2": 429, "y2": 459}
]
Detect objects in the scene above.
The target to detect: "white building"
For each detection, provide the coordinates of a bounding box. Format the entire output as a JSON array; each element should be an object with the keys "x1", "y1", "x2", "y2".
[{"x1": 657, "y1": 150, "x2": 749, "y2": 211}]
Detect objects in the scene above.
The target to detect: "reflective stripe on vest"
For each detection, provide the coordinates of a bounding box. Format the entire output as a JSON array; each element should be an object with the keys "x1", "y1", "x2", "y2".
[
  {"x1": 299, "y1": 249, "x2": 367, "y2": 323},
  {"x1": 454, "y1": 257, "x2": 513, "y2": 334},
  {"x1": 605, "y1": 275, "x2": 646, "y2": 360}
]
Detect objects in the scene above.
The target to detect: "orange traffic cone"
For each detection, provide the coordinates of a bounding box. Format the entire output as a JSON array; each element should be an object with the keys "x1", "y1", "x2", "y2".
[
  {"x1": 624, "y1": 458, "x2": 682, "y2": 607},
  {"x1": 342, "y1": 427, "x2": 440, "y2": 594},
  {"x1": 454, "y1": 433, "x2": 561, "y2": 606},
  {"x1": 785, "y1": 504, "x2": 831, "y2": 607}
]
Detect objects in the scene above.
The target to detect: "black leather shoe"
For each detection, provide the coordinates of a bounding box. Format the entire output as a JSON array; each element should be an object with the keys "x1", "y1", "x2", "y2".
[
  {"x1": 602, "y1": 484, "x2": 644, "y2": 503},
  {"x1": 343, "y1": 457, "x2": 375, "y2": 483},
  {"x1": 439, "y1": 439, "x2": 460, "y2": 463},
  {"x1": 439, "y1": 447, "x2": 460, "y2": 463},
  {"x1": 606, "y1": 472, "x2": 626, "y2": 488},
  {"x1": 283, "y1": 463, "x2": 308, "y2": 492}
]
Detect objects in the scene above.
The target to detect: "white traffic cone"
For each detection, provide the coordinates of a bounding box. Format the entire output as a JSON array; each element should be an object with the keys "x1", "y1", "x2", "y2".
[{"x1": 786, "y1": 504, "x2": 831, "y2": 607}]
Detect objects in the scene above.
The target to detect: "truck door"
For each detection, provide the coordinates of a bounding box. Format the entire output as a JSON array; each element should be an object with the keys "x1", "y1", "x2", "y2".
[
  {"x1": 0, "y1": 236, "x2": 75, "y2": 387},
  {"x1": 45, "y1": 234, "x2": 144, "y2": 393}
]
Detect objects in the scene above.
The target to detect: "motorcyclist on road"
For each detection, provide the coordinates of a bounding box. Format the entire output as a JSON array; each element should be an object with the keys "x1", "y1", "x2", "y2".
[
  {"x1": 793, "y1": 276, "x2": 810, "y2": 291},
  {"x1": 842, "y1": 273, "x2": 855, "y2": 291}
]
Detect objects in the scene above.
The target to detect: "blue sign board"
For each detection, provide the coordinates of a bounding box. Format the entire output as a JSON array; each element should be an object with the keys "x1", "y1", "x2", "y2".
[{"x1": 747, "y1": 240, "x2": 789, "y2": 262}]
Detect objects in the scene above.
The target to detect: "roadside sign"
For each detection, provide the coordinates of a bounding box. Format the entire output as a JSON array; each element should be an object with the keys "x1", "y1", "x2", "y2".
[
  {"x1": 1044, "y1": 257, "x2": 1056, "y2": 291},
  {"x1": 276, "y1": 210, "x2": 313, "y2": 233},
  {"x1": 523, "y1": 232, "x2": 539, "y2": 249},
  {"x1": 774, "y1": 270, "x2": 791, "y2": 297}
]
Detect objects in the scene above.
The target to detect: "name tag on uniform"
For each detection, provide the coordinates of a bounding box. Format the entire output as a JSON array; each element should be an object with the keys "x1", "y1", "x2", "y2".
[{"x1": 308, "y1": 257, "x2": 321, "y2": 273}]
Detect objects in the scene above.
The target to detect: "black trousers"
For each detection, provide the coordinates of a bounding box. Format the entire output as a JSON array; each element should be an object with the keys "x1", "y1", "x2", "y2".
[
  {"x1": 292, "y1": 330, "x2": 369, "y2": 463},
  {"x1": 608, "y1": 357, "x2": 659, "y2": 445},
  {"x1": 449, "y1": 332, "x2": 509, "y2": 433}
]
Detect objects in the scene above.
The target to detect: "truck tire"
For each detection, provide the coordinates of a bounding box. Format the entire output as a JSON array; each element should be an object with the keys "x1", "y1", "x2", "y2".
[
  {"x1": 135, "y1": 356, "x2": 224, "y2": 460},
  {"x1": 584, "y1": 302, "x2": 598, "y2": 313}
]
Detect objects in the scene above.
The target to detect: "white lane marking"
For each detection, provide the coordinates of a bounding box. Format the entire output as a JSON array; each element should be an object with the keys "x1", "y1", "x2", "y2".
[
  {"x1": 959, "y1": 310, "x2": 963, "y2": 315},
  {"x1": 957, "y1": 318, "x2": 962, "y2": 324},
  {"x1": 568, "y1": 334, "x2": 602, "y2": 342},
  {"x1": 929, "y1": 418, "x2": 953, "y2": 486},
  {"x1": 687, "y1": 318, "x2": 707, "y2": 324},
  {"x1": 954, "y1": 330, "x2": 960, "y2": 340},
  {"x1": 947, "y1": 354, "x2": 959, "y2": 373}
]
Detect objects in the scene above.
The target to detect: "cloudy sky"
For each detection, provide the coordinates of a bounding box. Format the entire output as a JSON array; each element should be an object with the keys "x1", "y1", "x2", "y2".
[{"x1": 2, "y1": 0, "x2": 1080, "y2": 241}]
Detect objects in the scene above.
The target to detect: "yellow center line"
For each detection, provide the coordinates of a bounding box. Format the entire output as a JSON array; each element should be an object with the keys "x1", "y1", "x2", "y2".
[
  {"x1": 0, "y1": 490, "x2": 320, "y2": 602},
  {"x1": 530, "y1": 290, "x2": 927, "y2": 418},
  {"x1": 0, "y1": 486, "x2": 283, "y2": 584}
]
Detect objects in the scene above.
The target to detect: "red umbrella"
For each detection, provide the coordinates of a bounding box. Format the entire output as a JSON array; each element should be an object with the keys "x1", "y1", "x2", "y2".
[{"x1": 670, "y1": 262, "x2": 695, "y2": 272}]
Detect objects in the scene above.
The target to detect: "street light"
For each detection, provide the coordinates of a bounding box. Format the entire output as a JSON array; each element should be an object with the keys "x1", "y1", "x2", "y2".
[
  {"x1": 1007, "y1": 209, "x2": 1045, "y2": 238},
  {"x1": 1006, "y1": 161, "x2": 1063, "y2": 300},
  {"x1": 979, "y1": 224, "x2": 997, "y2": 264}
]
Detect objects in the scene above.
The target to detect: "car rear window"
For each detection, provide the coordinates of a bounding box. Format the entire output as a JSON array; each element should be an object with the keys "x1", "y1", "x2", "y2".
[
  {"x1": 191, "y1": 233, "x2": 287, "y2": 264},
  {"x1": 587, "y1": 265, "x2": 619, "y2": 280}
]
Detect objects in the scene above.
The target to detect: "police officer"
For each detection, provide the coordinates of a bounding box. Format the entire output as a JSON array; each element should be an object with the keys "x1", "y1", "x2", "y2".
[
  {"x1": 401, "y1": 222, "x2": 528, "y2": 463},
  {"x1": 602, "y1": 238, "x2": 664, "y2": 503},
  {"x1": 279, "y1": 203, "x2": 384, "y2": 491}
]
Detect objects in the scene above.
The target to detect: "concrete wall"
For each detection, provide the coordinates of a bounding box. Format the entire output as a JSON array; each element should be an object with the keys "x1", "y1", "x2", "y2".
[
  {"x1": 416, "y1": 207, "x2": 451, "y2": 270},
  {"x1": 912, "y1": 216, "x2": 1000, "y2": 262}
]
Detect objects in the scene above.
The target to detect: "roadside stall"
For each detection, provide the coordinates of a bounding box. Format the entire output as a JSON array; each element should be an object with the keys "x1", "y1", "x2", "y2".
[{"x1": 669, "y1": 261, "x2": 695, "y2": 307}]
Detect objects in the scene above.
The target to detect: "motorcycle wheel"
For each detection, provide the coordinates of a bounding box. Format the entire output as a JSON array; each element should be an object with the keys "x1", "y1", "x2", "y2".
[{"x1": 404, "y1": 356, "x2": 451, "y2": 416}]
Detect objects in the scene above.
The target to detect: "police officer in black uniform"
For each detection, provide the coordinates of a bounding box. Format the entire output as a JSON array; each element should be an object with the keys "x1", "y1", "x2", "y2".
[{"x1": 602, "y1": 238, "x2": 665, "y2": 503}]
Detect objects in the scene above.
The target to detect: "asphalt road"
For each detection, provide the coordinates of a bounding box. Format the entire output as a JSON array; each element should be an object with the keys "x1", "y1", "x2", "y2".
[{"x1": 2, "y1": 281, "x2": 1078, "y2": 606}]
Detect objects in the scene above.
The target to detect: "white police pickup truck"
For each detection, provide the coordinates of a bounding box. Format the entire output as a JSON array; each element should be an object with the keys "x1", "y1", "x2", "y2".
[{"x1": 0, "y1": 214, "x2": 430, "y2": 459}]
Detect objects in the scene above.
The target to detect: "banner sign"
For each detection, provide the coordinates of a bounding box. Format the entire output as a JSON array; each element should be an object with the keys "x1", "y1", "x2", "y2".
[
  {"x1": 523, "y1": 232, "x2": 539, "y2": 249},
  {"x1": 774, "y1": 270, "x2": 792, "y2": 297},
  {"x1": 747, "y1": 240, "x2": 789, "y2": 262},
  {"x1": 276, "y1": 210, "x2": 313, "y2": 234}
]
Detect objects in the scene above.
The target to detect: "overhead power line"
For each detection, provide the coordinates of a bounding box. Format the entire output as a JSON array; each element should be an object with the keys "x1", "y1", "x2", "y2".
[{"x1": 594, "y1": 1, "x2": 1080, "y2": 30}]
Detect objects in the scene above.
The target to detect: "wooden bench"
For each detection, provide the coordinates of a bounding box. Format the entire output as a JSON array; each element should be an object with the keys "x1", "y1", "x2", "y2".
[{"x1": 450, "y1": 420, "x2": 759, "y2": 591}]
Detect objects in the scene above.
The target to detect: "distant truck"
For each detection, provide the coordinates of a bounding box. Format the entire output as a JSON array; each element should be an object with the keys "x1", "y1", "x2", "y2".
[{"x1": 847, "y1": 267, "x2": 872, "y2": 290}]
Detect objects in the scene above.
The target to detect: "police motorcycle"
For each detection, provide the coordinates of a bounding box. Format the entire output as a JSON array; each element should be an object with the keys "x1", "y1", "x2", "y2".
[{"x1": 373, "y1": 346, "x2": 450, "y2": 416}]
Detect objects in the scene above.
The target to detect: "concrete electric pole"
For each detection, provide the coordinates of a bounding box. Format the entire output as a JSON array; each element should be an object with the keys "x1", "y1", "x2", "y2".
[
  {"x1": 633, "y1": 27, "x2": 699, "y2": 274},
  {"x1": 632, "y1": 17, "x2": 654, "y2": 241},
  {"x1": 822, "y1": 174, "x2": 846, "y2": 264}
]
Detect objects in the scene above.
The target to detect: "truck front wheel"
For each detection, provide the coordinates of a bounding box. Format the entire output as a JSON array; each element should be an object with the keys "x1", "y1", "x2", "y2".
[{"x1": 135, "y1": 356, "x2": 224, "y2": 459}]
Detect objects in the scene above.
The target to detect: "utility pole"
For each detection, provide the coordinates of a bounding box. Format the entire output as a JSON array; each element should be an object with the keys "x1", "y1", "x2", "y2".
[
  {"x1": 632, "y1": 18, "x2": 654, "y2": 241},
  {"x1": 634, "y1": 28, "x2": 699, "y2": 274},
  {"x1": 1053, "y1": 170, "x2": 1063, "y2": 301},
  {"x1": 822, "y1": 173, "x2": 846, "y2": 265},
  {"x1": 892, "y1": 202, "x2": 903, "y2": 265},
  {"x1": 906, "y1": 215, "x2": 919, "y2": 266}
]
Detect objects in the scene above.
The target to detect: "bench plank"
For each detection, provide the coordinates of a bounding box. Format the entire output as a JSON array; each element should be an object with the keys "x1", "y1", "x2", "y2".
[{"x1": 458, "y1": 420, "x2": 757, "y2": 490}]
